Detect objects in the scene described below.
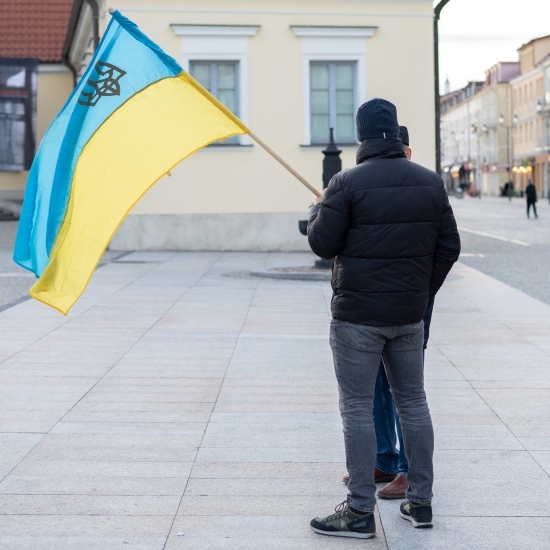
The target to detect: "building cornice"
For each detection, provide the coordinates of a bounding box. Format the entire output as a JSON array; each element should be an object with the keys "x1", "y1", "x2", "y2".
[
  {"x1": 509, "y1": 66, "x2": 544, "y2": 86},
  {"x1": 128, "y1": 7, "x2": 432, "y2": 19},
  {"x1": 290, "y1": 26, "x2": 377, "y2": 38},
  {"x1": 171, "y1": 24, "x2": 260, "y2": 37}
]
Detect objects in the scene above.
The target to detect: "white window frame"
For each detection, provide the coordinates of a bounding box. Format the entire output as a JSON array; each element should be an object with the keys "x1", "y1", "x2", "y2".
[
  {"x1": 310, "y1": 61, "x2": 357, "y2": 144},
  {"x1": 171, "y1": 25, "x2": 260, "y2": 146},
  {"x1": 291, "y1": 26, "x2": 377, "y2": 146}
]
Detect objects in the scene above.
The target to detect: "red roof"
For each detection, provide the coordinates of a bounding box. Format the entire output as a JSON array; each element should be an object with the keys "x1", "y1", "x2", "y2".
[{"x1": 0, "y1": 0, "x2": 74, "y2": 62}]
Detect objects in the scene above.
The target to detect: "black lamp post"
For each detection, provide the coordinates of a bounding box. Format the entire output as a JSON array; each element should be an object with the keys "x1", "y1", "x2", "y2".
[
  {"x1": 298, "y1": 128, "x2": 343, "y2": 269},
  {"x1": 322, "y1": 128, "x2": 342, "y2": 189},
  {"x1": 314, "y1": 129, "x2": 342, "y2": 268}
]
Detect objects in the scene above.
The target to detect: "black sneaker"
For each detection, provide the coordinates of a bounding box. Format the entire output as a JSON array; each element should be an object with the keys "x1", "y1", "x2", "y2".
[
  {"x1": 310, "y1": 500, "x2": 376, "y2": 539},
  {"x1": 400, "y1": 500, "x2": 433, "y2": 528}
]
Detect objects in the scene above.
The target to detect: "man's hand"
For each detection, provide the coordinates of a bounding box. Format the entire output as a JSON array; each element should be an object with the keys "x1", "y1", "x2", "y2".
[{"x1": 314, "y1": 189, "x2": 326, "y2": 205}]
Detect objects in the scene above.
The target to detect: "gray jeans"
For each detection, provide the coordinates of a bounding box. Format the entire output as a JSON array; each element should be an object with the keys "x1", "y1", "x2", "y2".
[{"x1": 330, "y1": 319, "x2": 434, "y2": 513}]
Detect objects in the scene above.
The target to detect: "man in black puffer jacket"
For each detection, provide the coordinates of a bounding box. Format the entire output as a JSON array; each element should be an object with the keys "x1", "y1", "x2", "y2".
[{"x1": 308, "y1": 98, "x2": 460, "y2": 540}]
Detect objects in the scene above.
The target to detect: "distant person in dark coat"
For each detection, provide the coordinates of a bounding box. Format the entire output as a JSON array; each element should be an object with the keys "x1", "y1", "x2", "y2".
[{"x1": 526, "y1": 179, "x2": 537, "y2": 219}]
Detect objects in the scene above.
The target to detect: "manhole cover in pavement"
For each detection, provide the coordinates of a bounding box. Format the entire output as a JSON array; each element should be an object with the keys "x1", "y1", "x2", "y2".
[{"x1": 250, "y1": 266, "x2": 331, "y2": 281}]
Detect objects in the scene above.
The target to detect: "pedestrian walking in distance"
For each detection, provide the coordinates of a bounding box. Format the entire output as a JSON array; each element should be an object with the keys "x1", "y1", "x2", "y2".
[
  {"x1": 307, "y1": 98, "x2": 461, "y2": 539},
  {"x1": 526, "y1": 179, "x2": 538, "y2": 218}
]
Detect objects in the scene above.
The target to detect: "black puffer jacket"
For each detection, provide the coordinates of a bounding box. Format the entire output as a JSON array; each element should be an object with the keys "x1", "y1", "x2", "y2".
[{"x1": 308, "y1": 138, "x2": 461, "y2": 327}]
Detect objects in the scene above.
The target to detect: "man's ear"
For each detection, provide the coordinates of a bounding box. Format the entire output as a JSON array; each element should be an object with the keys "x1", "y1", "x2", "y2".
[{"x1": 405, "y1": 148, "x2": 412, "y2": 160}]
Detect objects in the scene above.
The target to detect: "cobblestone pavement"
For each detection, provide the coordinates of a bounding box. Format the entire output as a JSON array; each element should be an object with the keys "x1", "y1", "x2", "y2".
[
  {"x1": 0, "y1": 250, "x2": 550, "y2": 549},
  {"x1": 451, "y1": 195, "x2": 550, "y2": 305}
]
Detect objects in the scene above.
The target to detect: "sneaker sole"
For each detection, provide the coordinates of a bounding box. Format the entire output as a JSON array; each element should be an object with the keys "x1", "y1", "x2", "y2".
[
  {"x1": 310, "y1": 526, "x2": 376, "y2": 539},
  {"x1": 400, "y1": 512, "x2": 433, "y2": 528}
]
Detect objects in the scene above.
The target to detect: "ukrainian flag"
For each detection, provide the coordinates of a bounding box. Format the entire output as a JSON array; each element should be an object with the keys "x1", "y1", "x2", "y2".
[{"x1": 14, "y1": 10, "x2": 249, "y2": 315}]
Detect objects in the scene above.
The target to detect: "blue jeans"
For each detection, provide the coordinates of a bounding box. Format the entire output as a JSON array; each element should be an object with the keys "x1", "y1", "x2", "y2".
[
  {"x1": 331, "y1": 319, "x2": 434, "y2": 512},
  {"x1": 373, "y1": 298, "x2": 435, "y2": 476}
]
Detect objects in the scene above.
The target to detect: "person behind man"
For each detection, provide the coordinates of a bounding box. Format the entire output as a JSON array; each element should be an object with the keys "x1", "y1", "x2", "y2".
[
  {"x1": 307, "y1": 98, "x2": 460, "y2": 539},
  {"x1": 526, "y1": 179, "x2": 537, "y2": 218}
]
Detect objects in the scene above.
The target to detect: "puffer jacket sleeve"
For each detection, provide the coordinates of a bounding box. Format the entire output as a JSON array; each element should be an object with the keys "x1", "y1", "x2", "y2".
[
  {"x1": 429, "y1": 189, "x2": 461, "y2": 297},
  {"x1": 307, "y1": 172, "x2": 351, "y2": 259}
]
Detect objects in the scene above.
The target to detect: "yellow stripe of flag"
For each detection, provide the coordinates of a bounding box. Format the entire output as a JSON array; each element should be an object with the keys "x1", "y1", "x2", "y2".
[{"x1": 30, "y1": 73, "x2": 249, "y2": 314}]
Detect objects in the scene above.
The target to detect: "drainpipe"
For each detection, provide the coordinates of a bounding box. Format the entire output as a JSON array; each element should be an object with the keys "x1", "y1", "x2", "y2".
[
  {"x1": 62, "y1": 55, "x2": 78, "y2": 87},
  {"x1": 434, "y1": 0, "x2": 452, "y2": 175},
  {"x1": 85, "y1": 0, "x2": 100, "y2": 51},
  {"x1": 63, "y1": 0, "x2": 100, "y2": 88}
]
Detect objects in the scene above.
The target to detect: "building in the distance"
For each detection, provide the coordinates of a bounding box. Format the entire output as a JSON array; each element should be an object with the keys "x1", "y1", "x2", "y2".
[
  {"x1": 471, "y1": 62, "x2": 520, "y2": 197},
  {"x1": 440, "y1": 62, "x2": 521, "y2": 196},
  {"x1": 440, "y1": 81, "x2": 484, "y2": 191},
  {"x1": 541, "y1": 56, "x2": 550, "y2": 193},
  {"x1": 1, "y1": 0, "x2": 439, "y2": 251},
  {"x1": 510, "y1": 35, "x2": 550, "y2": 197}
]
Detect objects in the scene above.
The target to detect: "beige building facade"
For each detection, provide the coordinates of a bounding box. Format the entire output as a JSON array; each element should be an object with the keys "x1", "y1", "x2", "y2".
[
  {"x1": 440, "y1": 63, "x2": 519, "y2": 197},
  {"x1": 3, "y1": 0, "x2": 437, "y2": 250},
  {"x1": 542, "y1": 56, "x2": 550, "y2": 190},
  {"x1": 510, "y1": 35, "x2": 550, "y2": 197}
]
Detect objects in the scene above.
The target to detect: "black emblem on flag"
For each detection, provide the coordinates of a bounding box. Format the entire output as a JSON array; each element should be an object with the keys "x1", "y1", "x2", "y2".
[{"x1": 78, "y1": 62, "x2": 127, "y2": 107}]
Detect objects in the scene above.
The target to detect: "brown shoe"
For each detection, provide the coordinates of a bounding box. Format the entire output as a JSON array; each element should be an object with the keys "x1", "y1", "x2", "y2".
[
  {"x1": 342, "y1": 468, "x2": 397, "y2": 486},
  {"x1": 375, "y1": 468, "x2": 397, "y2": 484},
  {"x1": 377, "y1": 474, "x2": 408, "y2": 499}
]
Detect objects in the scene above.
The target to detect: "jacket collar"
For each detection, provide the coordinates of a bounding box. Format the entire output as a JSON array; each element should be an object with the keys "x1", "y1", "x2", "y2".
[{"x1": 356, "y1": 138, "x2": 406, "y2": 164}]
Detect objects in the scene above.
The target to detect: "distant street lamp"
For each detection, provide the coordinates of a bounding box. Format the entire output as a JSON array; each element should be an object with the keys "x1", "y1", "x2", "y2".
[
  {"x1": 470, "y1": 124, "x2": 483, "y2": 197},
  {"x1": 499, "y1": 113, "x2": 513, "y2": 201}
]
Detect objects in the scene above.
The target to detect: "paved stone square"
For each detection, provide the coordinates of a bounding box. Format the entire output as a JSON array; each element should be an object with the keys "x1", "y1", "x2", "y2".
[{"x1": 0, "y1": 205, "x2": 550, "y2": 548}]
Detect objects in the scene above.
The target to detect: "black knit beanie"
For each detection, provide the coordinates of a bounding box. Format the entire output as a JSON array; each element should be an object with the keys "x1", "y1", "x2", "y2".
[
  {"x1": 356, "y1": 98, "x2": 399, "y2": 142},
  {"x1": 399, "y1": 126, "x2": 409, "y2": 146}
]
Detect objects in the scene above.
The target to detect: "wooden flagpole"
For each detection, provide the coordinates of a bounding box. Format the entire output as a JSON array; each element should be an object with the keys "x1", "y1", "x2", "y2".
[{"x1": 248, "y1": 130, "x2": 322, "y2": 197}]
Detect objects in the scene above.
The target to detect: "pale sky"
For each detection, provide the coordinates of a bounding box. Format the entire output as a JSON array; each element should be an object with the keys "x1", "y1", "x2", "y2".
[{"x1": 437, "y1": 0, "x2": 550, "y2": 93}]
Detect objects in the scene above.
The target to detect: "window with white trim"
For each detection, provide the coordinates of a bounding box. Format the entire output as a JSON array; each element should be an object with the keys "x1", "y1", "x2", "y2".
[
  {"x1": 310, "y1": 62, "x2": 356, "y2": 144},
  {"x1": 171, "y1": 24, "x2": 260, "y2": 146},
  {"x1": 190, "y1": 61, "x2": 239, "y2": 144},
  {"x1": 190, "y1": 61, "x2": 239, "y2": 115},
  {"x1": 290, "y1": 26, "x2": 377, "y2": 146}
]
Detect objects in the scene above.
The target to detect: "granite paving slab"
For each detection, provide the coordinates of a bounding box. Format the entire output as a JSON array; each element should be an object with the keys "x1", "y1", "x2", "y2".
[{"x1": 0, "y1": 251, "x2": 549, "y2": 549}]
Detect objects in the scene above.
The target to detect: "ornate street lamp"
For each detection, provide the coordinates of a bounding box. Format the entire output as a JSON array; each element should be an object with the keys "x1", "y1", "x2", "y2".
[{"x1": 499, "y1": 114, "x2": 512, "y2": 201}]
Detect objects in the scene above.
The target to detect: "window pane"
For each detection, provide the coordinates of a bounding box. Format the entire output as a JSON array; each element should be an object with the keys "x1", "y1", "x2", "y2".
[
  {"x1": 312, "y1": 114, "x2": 330, "y2": 142},
  {"x1": 336, "y1": 90, "x2": 354, "y2": 114},
  {"x1": 218, "y1": 89, "x2": 236, "y2": 113},
  {"x1": 190, "y1": 63, "x2": 210, "y2": 90},
  {"x1": 337, "y1": 114, "x2": 354, "y2": 141},
  {"x1": 311, "y1": 64, "x2": 329, "y2": 89},
  {"x1": 217, "y1": 64, "x2": 236, "y2": 89},
  {"x1": 311, "y1": 90, "x2": 329, "y2": 114},
  {"x1": 335, "y1": 64, "x2": 353, "y2": 90}
]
